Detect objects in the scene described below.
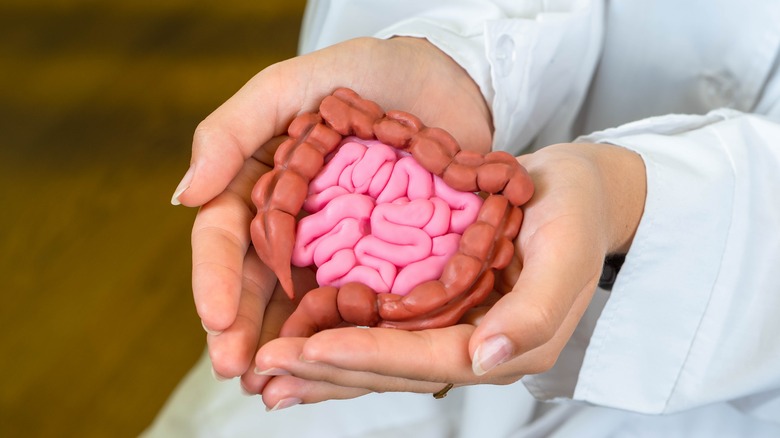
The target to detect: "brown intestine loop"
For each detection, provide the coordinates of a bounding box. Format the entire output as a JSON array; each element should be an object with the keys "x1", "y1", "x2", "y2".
[{"x1": 250, "y1": 88, "x2": 534, "y2": 335}]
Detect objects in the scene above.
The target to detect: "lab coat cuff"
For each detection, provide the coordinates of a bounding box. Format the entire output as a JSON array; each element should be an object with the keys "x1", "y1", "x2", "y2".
[
  {"x1": 531, "y1": 110, "x2": 742, "y2": 413},
  {"x1": 575, "y1": 110, "x2": 739, "y2": 413}
]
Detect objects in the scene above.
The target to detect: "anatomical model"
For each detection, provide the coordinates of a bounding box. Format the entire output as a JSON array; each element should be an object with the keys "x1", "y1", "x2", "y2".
[{"x1": 250, "y1": 88, "x2": 534, "y2": 337}]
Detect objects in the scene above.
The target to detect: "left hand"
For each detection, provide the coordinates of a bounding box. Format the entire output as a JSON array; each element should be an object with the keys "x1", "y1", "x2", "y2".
[{"x1": 245, "y1": 142, "x2": 647, "y2": 411}]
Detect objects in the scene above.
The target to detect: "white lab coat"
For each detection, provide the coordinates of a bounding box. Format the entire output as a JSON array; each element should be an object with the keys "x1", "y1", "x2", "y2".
[{"x1": 145, "y1": 1, "x2": 780, "y2": 436}]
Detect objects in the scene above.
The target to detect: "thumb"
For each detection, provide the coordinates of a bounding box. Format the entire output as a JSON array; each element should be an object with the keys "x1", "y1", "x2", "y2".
[
  {"x1": 170, "y1": 64, "x2": 316, "y2": 207},
  {"x1": 468, "y1": 239, "x2": 601, "y2": 376},
  {"x1": 170, "y1": 124, "x2": 256, "y2": 207}
]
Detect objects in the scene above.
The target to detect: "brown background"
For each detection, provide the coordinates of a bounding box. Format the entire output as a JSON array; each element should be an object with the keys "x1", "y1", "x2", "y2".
[{"x1": 0, "y1": 1, "x2": 306, "y2": 436}]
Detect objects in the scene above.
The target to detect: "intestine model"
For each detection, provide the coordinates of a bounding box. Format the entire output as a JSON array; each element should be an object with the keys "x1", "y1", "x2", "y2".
[{"x1": 250, "y1": 88, "x2": 534, "y2": 337}]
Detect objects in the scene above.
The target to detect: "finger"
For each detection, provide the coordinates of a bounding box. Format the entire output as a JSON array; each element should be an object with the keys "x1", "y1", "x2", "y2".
[
  {"x1": 258, "y1": 335, "x2": 456, "y2": 389},
  {"x1": 261, "y1": 375, "x2": 370, "y2": 411},
  {"x1": 261, "y1": 372, "x2": 455, "y2": 410},
  {"x1": 255, "y1": 337, "x2": 455, "y2": 407},
  {"x1": 173, "y1": 61, "x2": 321, "y2": 207},
  {"x1": 191, "y1": 157, "x2": 269, "y2": 332},
  {"x1": 291, "y1": 326, "x2": 512, "y2": 385},
  {"x1": 240, "y1": 267, "x2": 319, "y2": 392},
  {"x1": 208, "y1": 249, "x2": 276, "y2": 377},
  {"x1": 469, "y1": 224, "x2": 603, "y2": 376},
  {"x1": 240, "y1": 366, "x2": 272, "y2": 396}
]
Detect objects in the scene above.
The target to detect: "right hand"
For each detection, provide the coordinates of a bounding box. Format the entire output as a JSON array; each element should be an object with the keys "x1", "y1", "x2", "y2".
[{"x1": 175, "y1": 36, "x2": 494, "y2": 378}]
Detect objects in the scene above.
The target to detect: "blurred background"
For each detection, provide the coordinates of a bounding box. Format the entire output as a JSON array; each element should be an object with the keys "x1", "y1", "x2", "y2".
[{"x1": 0, "y1": 0, "x2": 306, "y2": 435}]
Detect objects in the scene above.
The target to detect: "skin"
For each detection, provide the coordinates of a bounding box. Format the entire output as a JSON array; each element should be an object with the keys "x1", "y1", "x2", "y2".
[{"x1": 173, "y1": 37, "x2": 647, "y2": 410}]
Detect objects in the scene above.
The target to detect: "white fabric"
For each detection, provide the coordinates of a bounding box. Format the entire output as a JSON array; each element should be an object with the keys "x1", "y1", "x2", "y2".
[
  {"x1": 569, "y1": 110, "x2": 780, "y2": 419},
  {"x1": 146, "y1": 0, "x2": 780, "y2": 436}
]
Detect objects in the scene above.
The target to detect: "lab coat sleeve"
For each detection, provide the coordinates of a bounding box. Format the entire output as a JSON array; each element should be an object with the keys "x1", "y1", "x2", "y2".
[
  {"x1": 526, "y1": 109, "x2": 780, "y2": 424},
  {"x1": 299, "y1": 0, "x2": 605, "y2": 153}
]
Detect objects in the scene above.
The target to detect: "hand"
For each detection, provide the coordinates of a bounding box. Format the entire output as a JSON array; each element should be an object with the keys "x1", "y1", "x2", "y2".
[
  {"x1": 175, "y1": 36, "x2": 493, "y2": 378},
  {"x1": 249, "y1": 142, "x2": 646, "y2": 410}
]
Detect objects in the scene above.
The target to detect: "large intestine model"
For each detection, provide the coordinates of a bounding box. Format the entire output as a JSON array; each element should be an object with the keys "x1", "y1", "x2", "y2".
[{"x1": 250, "y1": 88, "x2": 534, "y2": 337}]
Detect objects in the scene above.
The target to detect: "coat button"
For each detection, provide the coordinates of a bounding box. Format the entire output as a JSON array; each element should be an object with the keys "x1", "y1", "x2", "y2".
[{"x1": 494, "y1": 34, "x2": 516, "y2": 77}]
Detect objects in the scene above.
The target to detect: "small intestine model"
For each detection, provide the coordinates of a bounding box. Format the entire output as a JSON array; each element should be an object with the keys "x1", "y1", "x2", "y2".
[
  {"x1": 294, "y1": 138, "x2": 483, "y2": 297},
  {"x1": 250, "y1": 88, "x2": 534, "y2": 337}
]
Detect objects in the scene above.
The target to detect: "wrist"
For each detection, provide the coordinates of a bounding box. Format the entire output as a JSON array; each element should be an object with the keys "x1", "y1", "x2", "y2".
[{"x1": 591, "y1": 143, "x2": 646, "y2": 254}]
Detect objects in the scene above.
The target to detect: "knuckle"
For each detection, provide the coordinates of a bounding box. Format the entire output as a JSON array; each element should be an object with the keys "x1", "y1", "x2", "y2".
[{"x1": 192, "y1": 122, "x2": 212, "y2": 146}]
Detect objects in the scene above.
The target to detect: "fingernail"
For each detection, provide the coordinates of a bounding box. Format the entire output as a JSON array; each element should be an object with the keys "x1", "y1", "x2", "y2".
[
  {"x1": 267, "y1": 397, "x2": 302, "y2": 412},
  {"x1": 211, "y1": 366, "x2": 229, "y2": 381},
  {"x1": 171, "y1": 166, "x2": 195, "y2": 205},
  {"x1": 472, "y1": 334, "x2": 514, "y2": 376},
  {"x1": 254, "y1": 367, "x2": 290, "y2": 376},
  {"x1": 201, "y1": 320, "x2": 222, "y2": 336}
]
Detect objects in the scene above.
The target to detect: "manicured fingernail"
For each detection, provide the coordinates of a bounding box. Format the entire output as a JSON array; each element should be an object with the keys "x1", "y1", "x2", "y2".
[
  {"x1": 267, "y1": 397, "x2": 302, "y2": 412},
  {"x1": 171, "y1": 166, "x2": 195, "y2": 205},
  {"x1": 201, "y1": 320, "x2": 222, "y2": 336},
  {"x1": 254, "y1": 367, "x2": 290, "y2": 376},
  {"x1": 472, "y1": 334, "x2": 514, "y2": 376},
  {"x1": 211, "y1": 366, "x2": 229, "y2": 381}
]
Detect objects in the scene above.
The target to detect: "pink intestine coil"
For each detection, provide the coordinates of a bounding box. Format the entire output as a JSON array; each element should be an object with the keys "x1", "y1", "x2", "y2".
[{"x1": 291, "y1": 137, "x2": 483, "y2": 296}]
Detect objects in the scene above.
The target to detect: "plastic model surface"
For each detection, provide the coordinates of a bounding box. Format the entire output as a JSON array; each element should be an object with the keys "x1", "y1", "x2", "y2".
[{"x1": 250, "y1": 88, "x2": 534, "y2": 336}]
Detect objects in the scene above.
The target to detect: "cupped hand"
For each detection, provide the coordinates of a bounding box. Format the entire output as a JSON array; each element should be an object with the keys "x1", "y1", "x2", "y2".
[
  {"x1": 249, "y1": 142, "x2": 646, "y2": 410},
  {"x1": 176, "y1": 37, "x2": 493, "y2": 378}
]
